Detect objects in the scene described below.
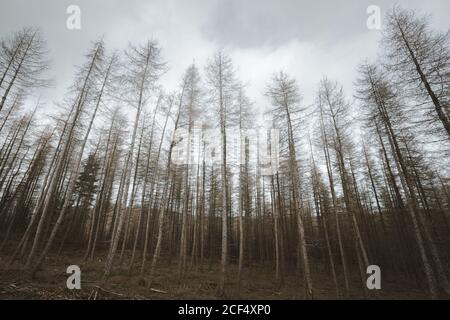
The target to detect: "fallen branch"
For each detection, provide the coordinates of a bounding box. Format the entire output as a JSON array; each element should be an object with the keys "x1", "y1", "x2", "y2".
[
  {"x1": 149, "y1": 287, "x2": 167, "y2": 294},
  {"x1": 91, "y1": 285, "x2": 124, "y2": 297}
]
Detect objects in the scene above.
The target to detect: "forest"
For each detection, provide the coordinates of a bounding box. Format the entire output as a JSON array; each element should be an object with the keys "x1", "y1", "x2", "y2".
[{"x1": 0, "y1": 6, "x2": 449, "y2": 300}]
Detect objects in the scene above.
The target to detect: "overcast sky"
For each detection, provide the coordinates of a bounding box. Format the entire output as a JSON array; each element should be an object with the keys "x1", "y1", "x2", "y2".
[{"x1": 1, "y1": 0, "x2": 449, "y2": 117}]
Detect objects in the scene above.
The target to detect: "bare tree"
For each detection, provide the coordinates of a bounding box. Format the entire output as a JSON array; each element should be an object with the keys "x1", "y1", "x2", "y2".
[
  {"x1": 384, "y1": 7, "x2": 450, "y2": 139},
  {"x1": 0, "y1": 27, "x2": 50, "y2": 112},
  {"x1": 205, "y1": 52, "x2": 238, "y2": 296},
  {"x1": 265, "y1": 71, "x2": 313, "y2": 299},
  {"x1": 103, "y1": 40, "x2": 165, "y2": 281}
]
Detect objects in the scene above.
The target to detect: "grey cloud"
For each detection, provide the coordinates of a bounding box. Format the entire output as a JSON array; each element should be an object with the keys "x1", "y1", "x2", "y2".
[
  {"x1": 0, "y1": 0, "x2": 448, "y2": 108},
  {"x1": 202, "y1": 0, "x2": 450, "y2": 48}
]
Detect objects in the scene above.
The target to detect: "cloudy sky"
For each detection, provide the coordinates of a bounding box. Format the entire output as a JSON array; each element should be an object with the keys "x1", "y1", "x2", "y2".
[{"x1": 1, "y1": 0, "x2": 449, "y2": 116}]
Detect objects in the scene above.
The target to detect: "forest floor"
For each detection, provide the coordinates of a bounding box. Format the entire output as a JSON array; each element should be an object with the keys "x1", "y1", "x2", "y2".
[{"x1": 0, "y1": 248, "x2": 430, "y2": 300}]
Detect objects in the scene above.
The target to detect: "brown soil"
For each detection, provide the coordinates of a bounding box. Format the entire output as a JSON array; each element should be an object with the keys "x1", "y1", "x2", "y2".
[{"x1": 0, "y1": 250, "x2": 429, "y2": 300}]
